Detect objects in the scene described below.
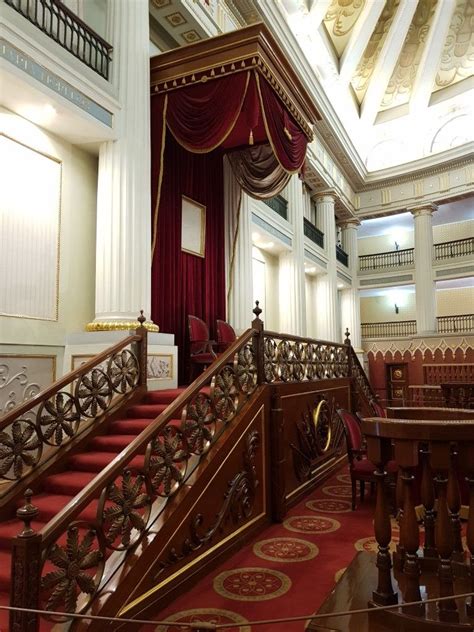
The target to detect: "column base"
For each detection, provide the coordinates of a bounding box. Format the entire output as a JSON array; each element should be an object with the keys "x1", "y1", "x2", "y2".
[{"x1": 85, "y1": 319, "x2": 159, "y2": 332}]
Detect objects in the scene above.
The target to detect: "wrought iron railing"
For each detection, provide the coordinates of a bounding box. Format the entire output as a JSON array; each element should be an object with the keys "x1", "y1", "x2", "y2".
[
  {"x1": 5, "y1": 0, "x2": 113, "y2": 79},
  {"x1": 263, "y1": 194, "x2": 288, "y2": 220},
  {"x1": 434, "y1": 237, "x2": 473, "y2": 261},
  {"x1": 359, "y1": 248, "x2": 414, "y2": 271},
  {"x1": 0, "y1": 318, "x2": 147, "y2": 494},
  {"x1": 336, "y1": 244, "x2": 348, "y2": 267},
  {"x1": 303, "y1": 218, "x2": 324, "y2": 248},
  {"x1": 436, "y1": 313, "x2": 473, "y2": 334},
  {"x1": 361, "y1": 320, "x2": 417, "y2": 338}
]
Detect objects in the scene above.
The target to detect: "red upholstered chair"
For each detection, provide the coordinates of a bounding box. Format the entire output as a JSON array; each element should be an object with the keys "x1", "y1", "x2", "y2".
[
  {"x1": 370, "y1": 398, "x2": 387, "y2": 418},
  {"x1": 337, "y1": 408, "x2": 397, "y2": 510},
  {"x1": 188, "y1": 315, "x2": 217, "y2": 381},
  {"x1": 216, "y1": 319, "x2": 236, "y2": 353}
]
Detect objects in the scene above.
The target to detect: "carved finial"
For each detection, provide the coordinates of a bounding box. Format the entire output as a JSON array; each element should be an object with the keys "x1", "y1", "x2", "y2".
[
  {"x1": 344, "y1": 328, "x2": 351, "y2": 345},
  {"x1": 138, "y1": 310, "x2": 146, "y2": 325},
  {"x1": 16, "y1": 489, "x2": 39, "y2": 538},
  {"x1": 253, "y1": 300, "x2": 262, "y2": 320}
]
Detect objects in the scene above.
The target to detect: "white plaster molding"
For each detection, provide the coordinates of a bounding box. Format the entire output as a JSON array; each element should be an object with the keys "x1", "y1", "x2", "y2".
[{"x1": 364, "y1": 335, "x2": 474, "y2": 361}]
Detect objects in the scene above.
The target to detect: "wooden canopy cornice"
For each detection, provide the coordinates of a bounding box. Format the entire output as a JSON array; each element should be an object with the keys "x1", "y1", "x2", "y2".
[{"x1": 150, "y1": 23, "x2": 320, "y2": 141}]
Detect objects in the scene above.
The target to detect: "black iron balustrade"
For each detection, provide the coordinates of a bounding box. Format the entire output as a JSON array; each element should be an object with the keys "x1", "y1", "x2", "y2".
[
  {"x1": 434, "y1": 237, "x2": 473, "y2": 260},
  {"x1": 263, "y1": 195, "x2": 288, "y2": 220},
  {"x1": 335, "y1": 244, "x2": 348, "y2": 267},
  {"x1": 359, "y1": 247, "x2": 414, "y2": 271},
  {"x1": 303, "y1": 218, "x2": 324, "y2": 248},
  {"x1": 5, "y1": 0, "x2": 113, "y2": 79},
  {"x1": 436, "y1": 314, "x2": 474, "y2": 334},
  {"x1": 361, "y1": 320, "x2": 417, "y2": 338}
]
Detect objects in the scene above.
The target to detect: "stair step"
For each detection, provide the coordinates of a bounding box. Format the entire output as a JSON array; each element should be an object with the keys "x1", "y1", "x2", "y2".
[
  {"x1": 32, "y1": 493, "x2": 99, "y2": 523},
  {"x1": 109, "y1": 417, "x2": 181, "y2": 435},
  {"x1": 68, "y1": 452, "x2": 145, "y2": 473},
  {"x1": 143, "y1": 388, "x2": 185, "y2": 404},
  {"x1": 0, "y1": 518, "x2": 47, "y2": 549},
  {"x1": 127, "y1": 403, "x2": 168, "y2": 419},
  {"x1": 89, "y1": 434, "x2": 138, "y2": 452},
  {"x1": 42, "y1": 471, "x2": 96, "y2": 495}
]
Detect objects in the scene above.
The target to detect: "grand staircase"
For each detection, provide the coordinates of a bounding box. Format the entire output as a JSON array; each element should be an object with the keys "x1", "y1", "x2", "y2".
[{"x1": 0, "y1": 387, "x2": 185, "y2": 630}]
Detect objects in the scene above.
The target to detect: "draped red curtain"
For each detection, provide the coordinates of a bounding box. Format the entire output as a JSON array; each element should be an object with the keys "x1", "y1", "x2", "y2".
[{"x1": 151, "y1": 132, "x2": 225, "y2": 383}]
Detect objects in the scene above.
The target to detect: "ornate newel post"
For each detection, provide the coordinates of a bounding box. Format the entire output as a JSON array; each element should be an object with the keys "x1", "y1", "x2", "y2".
[
  {"x1": 9, "y1": 490, "x2": 41, "y2": 632},
  {"x1": 270, "y1": 386, "x2": 287, "y2": 522},
  {"x1": 431, "y1": 443, "x2": 458, "y2": 621},
  {"x1": 135, "y1": 311, "x2": 148, "y2": 389},
  {"x1": 344, "y1": 329, "x2": 355, "y2": 411},
  {"x1": 251, "y1": 301, "x2": 265, "y2": 386},
  {"x1": 367, "y1": 435, "x2": 397, "y2": 606}
]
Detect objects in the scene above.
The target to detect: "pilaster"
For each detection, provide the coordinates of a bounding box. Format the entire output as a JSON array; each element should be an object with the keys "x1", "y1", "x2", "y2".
[
  {"x1": 340, "y1": 218, "x2": 362, "y2": 349},
  {"x1": 409, "y1": 202, "x2": 438, "y2": 335},
  {"x1": 90, "y1": 0, "x2": 155, "y2": 331}
]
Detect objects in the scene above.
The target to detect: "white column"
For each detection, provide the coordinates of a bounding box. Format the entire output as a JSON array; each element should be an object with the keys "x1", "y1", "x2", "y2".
[
  {"x1": 314, "y1": 192, "x2": 338, "y2": 341},
  {"x1": 410, "y1": 203, "x2": 438, "y2": 334},
  {"x1": 278, "y1": 175, "x2": 306, "y2": 336},
  {"x1": 90, "y1": 0, "x2": 154, "y2": 330},
  {"x1": 224, "y1": 160, "x2": 253, "y2": 332},
  {"x1": 340, "y1": 218, "x2": 362, "y2": 349}
]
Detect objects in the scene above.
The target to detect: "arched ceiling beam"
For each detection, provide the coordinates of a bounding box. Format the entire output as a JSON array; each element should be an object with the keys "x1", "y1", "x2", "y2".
[
  {"x1": 360, "y1": 0, "x2": 418, "y2": 126},
  {"x1": 308, "y1": 0, "x2": 333, "y2": 30},
  {"x1": 410, "y1": 0, "x2": 456, "y2": 113},
  {"x1": 339, "y1": 0, "x2": 386, "y2": 84}
]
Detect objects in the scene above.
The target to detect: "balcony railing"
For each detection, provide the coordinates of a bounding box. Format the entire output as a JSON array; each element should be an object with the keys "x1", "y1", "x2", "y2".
[
  {"x1": 436, "y1": 314, "x2": 474, "y2": 334},
  {"x1": 5, "y1": 0, "x2": 112, "y2": 79},
  {"x1": 359, "y1": 247, "x2": 414, "y2": 271},
  {"x1": 303, "y1": 218, "x2": 324, "y2": 248},
  {"x1": 335, "y1": 244, "x2": 348, "y2": 267},
  {"x1": 263, "y1": 195, "x2": 288, "y2": 221},
  {"x1": 434, "y1": 237, "x2": 473, "y2": 260},
  {"x1": 361, "y1": 320, "x2": 417, "y2": 338}
]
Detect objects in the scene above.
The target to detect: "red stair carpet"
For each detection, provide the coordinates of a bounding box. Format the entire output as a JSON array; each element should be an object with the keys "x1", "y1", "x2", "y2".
[
  {"x1": 151, "y1": 467, "x2": 396, "y2": 632},
  {"x1": 0, "y1": 388, "x2": 185, "y2": 631}
]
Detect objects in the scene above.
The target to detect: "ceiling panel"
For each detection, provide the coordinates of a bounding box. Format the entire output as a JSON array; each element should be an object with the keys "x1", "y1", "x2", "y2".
[
  {"x1": 434, "y1": 0, "x2": 474, "y2": 92},
  {"x1": 323, "y1": 0, "x2": 367, "y2": 58}
]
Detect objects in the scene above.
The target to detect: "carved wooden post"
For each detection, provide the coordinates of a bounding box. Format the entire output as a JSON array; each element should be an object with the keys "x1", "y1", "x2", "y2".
[
  {"x1": 394, "y1": 466, "x2": 405, "y2": 569},
  {"x1": 251, "y1": 301, "x2": 265, "y2": 386},
  {"x1": 367, "y1": 435, "x2": 398, "y2": 606},
  {"x1": 432, "y1": 442, "x2": 458, "y2": 621},
  {"x1": 270, "y1": 387, "x2": 287, "y2": 522},
  {"x1": 9, "y1": 490, "x2": 41, "y2": 632},
  {"x1": 400, "y1": 464, "x2": 423, "y2": 614},
  {"x1": 344, "y1": 329, "x2": 356, "y2": 412},
  {"x1": 447, "y1": 445, "x2": 464, "y2": 562},
  {"x1": 420, "y1": 444, "x2": 436, "y2": 559},
  {"x1": 136, "y1": 310, "x2": 148, "y2": 388}
]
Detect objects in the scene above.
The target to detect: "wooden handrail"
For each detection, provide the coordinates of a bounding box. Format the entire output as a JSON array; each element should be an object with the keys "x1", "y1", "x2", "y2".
[
  {"x1": 362, "y1": 416, "x2": 474, "y2": 441},
  {"x1": 40, "y1": 328, "x2": 256, "y2": 547},
  {"x1": 360, "y1": 247, "x2": 414, "y2": 258},
  {"x1": 0, "y1": 333, "x2": 141, "y2": 429},
  {"x1": 264, "y1": 329, "x2": 347, "y2": 349}
]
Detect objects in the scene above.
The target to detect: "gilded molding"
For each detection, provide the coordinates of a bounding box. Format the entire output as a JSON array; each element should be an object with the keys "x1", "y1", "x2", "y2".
[
  {"x1": 85, "y1": 320, "x2": 160, "y2": 332},
  {"x1": 435, "y1": 0, "x2": 474, "y2": 90}
]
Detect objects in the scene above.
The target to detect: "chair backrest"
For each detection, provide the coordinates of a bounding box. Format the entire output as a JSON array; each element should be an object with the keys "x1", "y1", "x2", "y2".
[
  {"x1": 370, "y1": 399, "x2": 387, "y2": 418},
  {"x1": 217, "y1": 319, "x2": 236, "y2": 350},
  {"x1": 188, "y1": 315, "x2": 210, "y2": 355},
  {"x1": 337, "y1": 408, "x2": 364, "y2": 453}
]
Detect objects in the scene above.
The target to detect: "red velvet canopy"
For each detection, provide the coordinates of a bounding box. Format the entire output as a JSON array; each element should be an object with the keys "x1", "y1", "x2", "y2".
[{"x1": 150, "y1": 24, "x2": 320, "y2": 382}]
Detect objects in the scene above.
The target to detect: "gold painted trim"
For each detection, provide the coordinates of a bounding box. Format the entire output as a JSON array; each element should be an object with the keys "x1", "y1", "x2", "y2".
[
  {"x1": 313, "y1": 399, "x2": 331, "y2": 453},
  {"x1": 181, "y1": 195, "x2": 206, "y2": 258},
  {"x1": 0, "y1": 353, "x2": 57, "y2": 382},
  {"x1": 0, "y1": 134, "x2": 62, "y2": 323},
  {"x1": 151, "y1": 94, "x2": 168, "y2": 259},
  {"x1": 120, "y1": 404, "x2": 267, "y2": 616},
  {"x1": 148, "y1": 353, "x2": 174, "y2": 380},
  {"x1": 85, "y1": 320, "x2": 159, "y2": 332},
  {"x1": 167, "y1": 71, "x2": 251, "y2": 154}
]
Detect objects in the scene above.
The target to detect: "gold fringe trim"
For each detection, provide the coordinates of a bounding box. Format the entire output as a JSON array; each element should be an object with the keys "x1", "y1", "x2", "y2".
[
  {"x1": 151, "y1": 94, "x2": 169, "y2": 259},
  {"x1": 85, "y1": 320, "x2": 160, "y2": 332}
]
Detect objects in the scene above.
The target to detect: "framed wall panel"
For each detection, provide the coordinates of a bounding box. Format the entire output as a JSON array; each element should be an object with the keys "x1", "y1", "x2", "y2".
[
  {"x1": 0, "y1": 134, "x2": 61, "y2": 320},
  {"x1": 181, "y1": 195, "x2": 206, "y2": 257}
]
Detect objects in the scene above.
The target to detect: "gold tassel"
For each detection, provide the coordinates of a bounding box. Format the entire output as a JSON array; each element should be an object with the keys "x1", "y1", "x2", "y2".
[
  {"x1": 284, "y1": 126, "x2": 293, "y2": 141},
  {"x1": 249, "y1": 129, "x2": 254, "y2": 145}
]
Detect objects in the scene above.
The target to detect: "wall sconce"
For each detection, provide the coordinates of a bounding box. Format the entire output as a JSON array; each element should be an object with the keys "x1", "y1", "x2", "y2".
[{"x1": 394, "y1": 304, "x2": 399, "y2": 314}]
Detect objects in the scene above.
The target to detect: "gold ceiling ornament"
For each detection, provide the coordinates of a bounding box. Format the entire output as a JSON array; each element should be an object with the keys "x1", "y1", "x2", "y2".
[
  {"x1": 324, "y1": 0, "x2": 366, "y2": 57},
  {"x1": 85, "y1": 320, "x2": 160, "y2": 332},
  {"x1": 352, "y1": 0, "x2": 401, "y2": 104},
  {"x1": 434, "y1": 0, "x2": 474, "y2": 91},
  {"x1": 381, "y1": 0, "x2": 438, "y2": 110}
]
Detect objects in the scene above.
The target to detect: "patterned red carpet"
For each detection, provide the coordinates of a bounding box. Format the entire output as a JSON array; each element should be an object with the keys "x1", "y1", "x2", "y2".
[{"x1": 153, "y1": 467, "x2": 388, "y2": 632}]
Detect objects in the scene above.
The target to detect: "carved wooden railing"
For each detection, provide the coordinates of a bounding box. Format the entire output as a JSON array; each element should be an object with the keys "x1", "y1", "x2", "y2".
[
  {"x1": 0, "y1": 316, "x2": 147, "y2": 498},
  {"x1": 434, "y1": 237, "x2": 474, "y2": 261},
  {"x1": 10, "y1": 322, "x2": 260, "y2": 627},
  {"x1": 424, "y1": 363, "x2": 474, "y2": 385},
  {"x1": 437, "y1": 313, "x2": 474, "y2": 334},
  {"x1": 5, "y1": 0, "x2": 113, "y2": 79},
  {"x1": 362, "y1": 414, "x2": 474, "y2": 628},
  {"x1": 361, "y1": 320, "x2": 417, "y2": 338},
  {"x1": 359, "y1": 247, "x2": 414, "y2": 271}
]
